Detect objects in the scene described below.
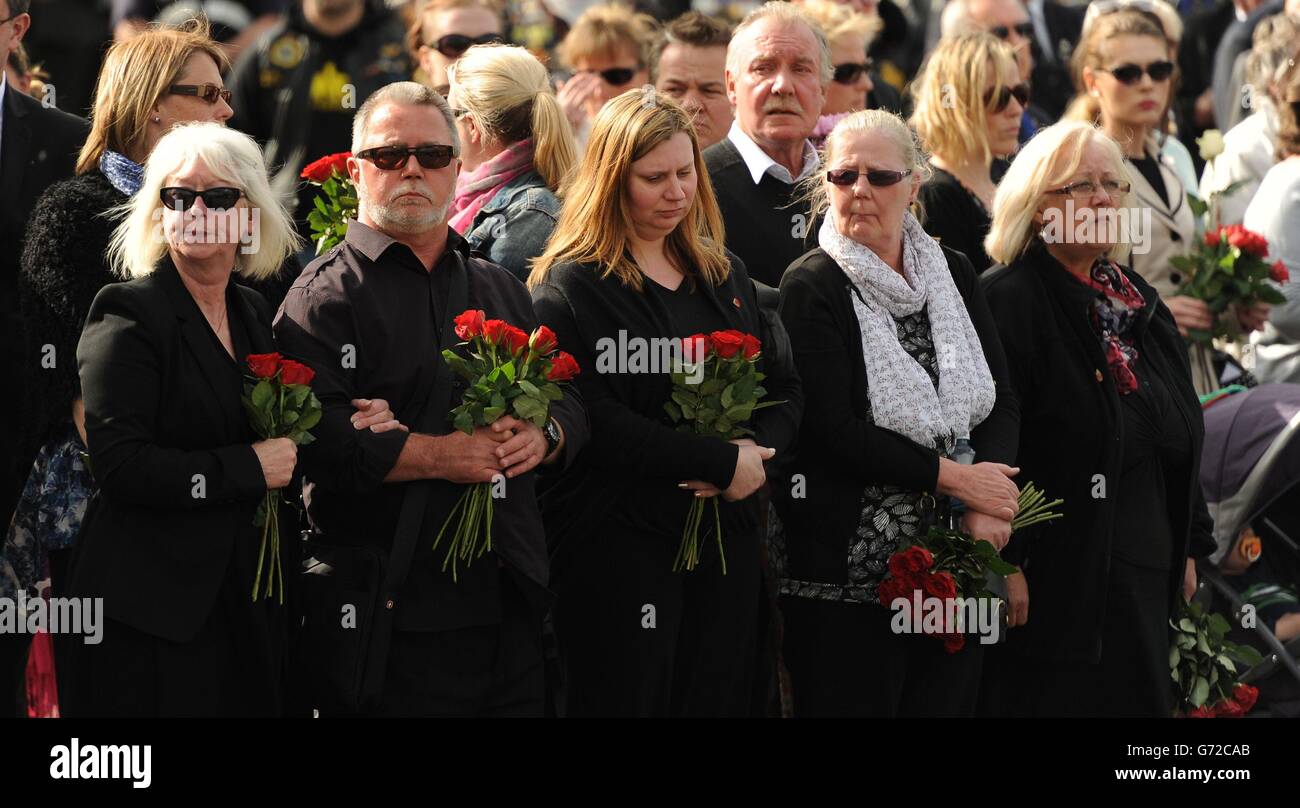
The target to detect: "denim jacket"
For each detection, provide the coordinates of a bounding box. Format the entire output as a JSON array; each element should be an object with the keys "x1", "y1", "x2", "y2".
[{"x1": 464, "y1": 170, "x2": 561, "y2": 282}]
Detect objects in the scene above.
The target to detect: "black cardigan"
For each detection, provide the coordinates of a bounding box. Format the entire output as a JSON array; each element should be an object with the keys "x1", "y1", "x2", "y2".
[
  {"x1": 772, "y1": 245, "x2": 1017, "y2": 590},
  {"x1": 531, "y1": 253, "x2": 803, "y2": 562},
  {"x1": 981, "y1": 242, "x2": 1217, "y2": 663}
]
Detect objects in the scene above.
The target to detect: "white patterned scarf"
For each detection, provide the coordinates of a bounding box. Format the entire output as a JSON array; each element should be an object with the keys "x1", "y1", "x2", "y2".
[{"x1": 818, "y1": 212, "x2": 996, "y2": 452}]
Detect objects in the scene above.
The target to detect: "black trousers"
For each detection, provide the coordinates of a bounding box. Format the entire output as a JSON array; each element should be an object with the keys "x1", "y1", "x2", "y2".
[
  {"x1": 364, "y1": 576, "x2": 545, "y2": 718},
  {"x1": 781, "y1": 595, "x2": 985, "y2": 717},
  {"x1": 552, "y1": 522, "x2": 762, "y2": 717}
]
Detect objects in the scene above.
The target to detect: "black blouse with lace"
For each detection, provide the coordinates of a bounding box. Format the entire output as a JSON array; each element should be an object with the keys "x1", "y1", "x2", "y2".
[{"x1": 772, "y1": 306, "x2": 944, "y2": 604}]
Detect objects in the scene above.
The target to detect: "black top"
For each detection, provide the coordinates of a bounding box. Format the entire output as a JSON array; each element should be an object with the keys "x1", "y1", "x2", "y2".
[
  {"x1": 981, "y1": 240, "x2": 1217, "y2": 663},
  {"x1": 644, "y1": 274, "x2": 727, "y2": 338},
  {"x1": 71, "y1": 258, "x2": 276, "y2": 643},
  {"x1": 771, "y1": 245, "x2": 1017, "y2": 598},
  {"x1": 703, "y1": 137, "x2": 819, "y2": 287},
  {"x1": 531, "y1": 251, "x2": 803, "y2": 577},
  {"x1": 918, "y1": 165, "x2": 994, "y2": 275},
  {"x1": 273, "y1": 222, "x2": 589, "y2": 631},
  {"x1": 1129, "y1": 154, "x2": 1169, "y2": 206}
]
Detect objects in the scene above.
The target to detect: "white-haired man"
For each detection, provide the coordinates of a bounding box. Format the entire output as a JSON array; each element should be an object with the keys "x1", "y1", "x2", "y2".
[
  {"x1": 703, "y1": 1, "x2": 828, "y2": 288},
  {"x1": 273, "y1": 81, "x2": 587, "y2": 717}
]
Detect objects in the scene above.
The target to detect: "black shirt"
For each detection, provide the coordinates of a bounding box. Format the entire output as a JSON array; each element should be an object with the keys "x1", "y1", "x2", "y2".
[
  {"x1": 273, "y1": 221, "x2": 589, "y2": 630},
  {"x1": 1129, "y1": 155, "x2": 1169, "y2": 206},
  {"x1": 918, "y1": 165, "x2": 994, "y2": 275}
]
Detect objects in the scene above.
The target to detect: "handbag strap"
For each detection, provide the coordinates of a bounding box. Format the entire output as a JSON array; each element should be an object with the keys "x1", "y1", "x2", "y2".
[{"x1": 379, "y1": 248, "x2": 470, "y2": 606}]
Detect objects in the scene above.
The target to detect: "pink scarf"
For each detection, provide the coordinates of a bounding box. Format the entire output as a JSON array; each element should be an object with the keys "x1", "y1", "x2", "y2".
[{"x1": 448, "y1": 138, "x2": 535, "y2": 235}]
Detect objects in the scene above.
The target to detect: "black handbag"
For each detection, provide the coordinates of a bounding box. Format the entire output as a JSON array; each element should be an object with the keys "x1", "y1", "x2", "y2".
[{"x1": 292, "y1": 250, "x2": 468, "y2": 715}]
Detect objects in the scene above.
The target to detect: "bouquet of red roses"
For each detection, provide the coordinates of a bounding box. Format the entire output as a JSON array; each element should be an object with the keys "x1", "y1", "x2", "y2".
[
  {"x1": 242, "y1": 352, "x2": 323, "y2": 602},
  {"x1": 879, "y1": 483, "x2": 1062, "y2": 653},
  {"x1": 662, "y1": 330, "x2": 783, "y2": 573},
  {"x1": 300, "y1": 151, "x2": 357, "y2": 256},
  {"x1": 433, "y1": 310, "x2": 579, "y2": 580},
  {"x1": 1170, "y1": 224, "x2": 1289, "y2": 344},
  {"x1": 1171, "y1": 599, "x2": 1264, "y2": 717}
]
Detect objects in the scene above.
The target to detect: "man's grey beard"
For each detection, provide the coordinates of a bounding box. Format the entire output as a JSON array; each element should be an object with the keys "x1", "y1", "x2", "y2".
[{"x1": 366, "y1": 196, "x2": 452, "y2": 235}]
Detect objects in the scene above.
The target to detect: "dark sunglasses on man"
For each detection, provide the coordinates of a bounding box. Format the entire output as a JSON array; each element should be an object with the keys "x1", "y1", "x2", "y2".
[
  {"x1": 583, "y1": 67, "x2": 637, "y2": 85},
  {"x1": 168, "y1": 83, "x2": 232, "y2": 105},
  {"x1": 428, "y1": 32, "x2": 503, "y2": 59},
  {"x1": 984, "y1": 82, "x2": 1031, "y2": 112},
  {"x1": 990, "y1": 22, "x2": 1034, "y2": 41},
  {"x1": 826, "y1": 168, "x2": 912, "y2": 187},
  {"x1": 160, "y1": 186, "x2": 244, "y2": 211},
  {"x1": 1098, "y1": 60, "x2": 1175, "y2": 85},
  {"x1": 355, "y1": 144, "x2": 455, "y2": 171},
  {"x1": 832, "y1": 59, "x2": 875, "y2": 85}
]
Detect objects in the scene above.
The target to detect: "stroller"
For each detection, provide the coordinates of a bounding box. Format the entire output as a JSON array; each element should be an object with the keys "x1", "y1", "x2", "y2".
[{"x1": 1199, "y1": 384, "x2": 1300, "y2": 717}]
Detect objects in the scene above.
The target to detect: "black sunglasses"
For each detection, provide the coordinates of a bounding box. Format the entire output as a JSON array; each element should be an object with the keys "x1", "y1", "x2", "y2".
[
  {"x1": 990, "y1": 22, "x2": 1034, "y2": 41},
  {"x1": 826, "y1": 168, "x2": 912, "y2": 187},
  {"x1": 585, "y1": 67, "x2": 637, "y2": 85},
  {"x1": 355, "y1": 144, "x2": 455, "y2": 171},
  {"x1": 428, "y1": 33, "x2": 503, "y2": 58},
  {"x1": 168, "y1": 83, "x2": 232, "y2": 105},
  {"x1": 1100, "y1": 60, "x2": 1175, "y2": 85},
  {"x1": 984, "y1": 82, "x2": 1031, "y2": 112},
  {"x1": 160, "y1": 186, "x2": 243, "y2": 211},
  {"x1": 832, "y1": 59, "x2": 875, "y2": 85}
]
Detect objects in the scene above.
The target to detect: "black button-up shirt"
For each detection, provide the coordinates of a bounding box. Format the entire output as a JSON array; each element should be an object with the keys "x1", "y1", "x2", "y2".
[{"x1": 273, "y1": 220, "x2": 587, "y2": 630}]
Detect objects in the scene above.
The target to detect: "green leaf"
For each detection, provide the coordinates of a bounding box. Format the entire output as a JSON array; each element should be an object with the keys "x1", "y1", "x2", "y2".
[
  {"x1": 541, "y1": 383, "x2": 565, "y2": 401},
  {"x1": 721, "y1": 383, "x2": 735, "y2": 408},
  {"x1": 452, "y1": 410, "x2": 474, "y2": 435},
  {"x1": 282, "y1": 410, "x2": 300, "y2": 426},
  {"x1": 483, "y1": 405, "x2": 506, "y2": 421},
  {"x1": 500, "y1": 361, "x2": 516, "y2": 383},
  {"x1": 295, "y1": 407, "x2": 322, "y2": 432},
  {"x1": 1191, "y1": 676, "x2": 1210, "y2": 707},
  {"x1": 251, "y1": 379, "x2": 274, "y2": 410},
  {"x1": 1178, "y1": 618, "x2": 1196, "y2": 633},
  {"x1": 1169, "y1": 646, "x2": 1180, "y2": 668},
  {"x1": 664, "y1": 401, "x2": 682, "y2": 421},
  {"x1": 518, "y1": 379, "x2": 540, "y2": 397}
]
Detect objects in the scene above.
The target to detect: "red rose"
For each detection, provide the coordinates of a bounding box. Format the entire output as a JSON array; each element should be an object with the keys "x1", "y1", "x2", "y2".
[
  {"x1": 529, "y1": 325, "x2": 558, "y2": 356},
  {"x1": 923, "y1": 570, "x2": 958, "y2": 601},
  {"x1": 504, "y1": 325, "x2": 530, "y2": 356},
  {"x1": 300, "y1": 151, "x2": 352, "y2": 183},
  {"x1": 709, "y1": 330, "x2": 746, "y2": 359},
  {"x1": 888, "y1": 545, "x2": 933, "y2": 577},
  {"x1": 1232, "y1": 683, "x2": 1259, "y2": 713},
  {"x1": 681, "y1": 334, "x2": 712, "y2": 364},
  {"x1": 1213, "y1": 698, "x2": 1245, "y2": 718},
  {"x1": 878, "y1": 577, "x2": 910, "y2": 607},
  {"x1": 247, "y1": 352, "x2": 282, "y2": 379},
  {"x1": 1204, "y1": 227, "x2": 1223, "y2": 248},
  {"x1": 942, "y1": 633, "x2": 966, "y2": 654},
  {"x1": 1185, "y1": 705, "x2": 1215, "y2": 718},
  {"x1": 547, "y1": 351, "x2": 580, "y2": 382},
  {"x1": 741, "y1": 333, "x2": 761, "y2": 360},
  {"x1": 1271, "y1": 260, "x2": 1290, "y2": 284},
  {"x1": 1224, "y1": 225, "x2": 1270, "y2": 258},
  {"x1": 454, "y1": 309, "x2": 486, "y2": 340},
  {"x1": 482, "y1": 319, "x2": 510, "y2": 346},
  {"x1": 278, "y1": 359, "x2": 316, "y2": 386}
]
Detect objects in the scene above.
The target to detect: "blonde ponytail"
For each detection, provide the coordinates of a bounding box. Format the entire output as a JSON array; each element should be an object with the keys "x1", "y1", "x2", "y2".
[{"x1": 531, "y1": 91, "x2": 578, "y2": 193}]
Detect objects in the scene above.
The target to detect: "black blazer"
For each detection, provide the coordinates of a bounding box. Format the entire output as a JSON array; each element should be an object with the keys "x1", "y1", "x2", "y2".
[
  {"x1": 772, "y1": 245, "x2": 1017, "y2": 589},
  {"x1": 71, "y1": 259, "x2": 275, "y2": 643},
  {"x1": 982, "y1": 243, "x2": 1217, "y2": 664},
  {"x1": 531, "y1": 253, "x2": 803, "y2": 565}
]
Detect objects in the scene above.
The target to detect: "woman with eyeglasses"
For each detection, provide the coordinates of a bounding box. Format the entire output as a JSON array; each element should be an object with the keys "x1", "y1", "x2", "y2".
[
  {"x1": 980, "y1": 120, "x2": 1215, "y2": 716},
  {"x1": 406, "y1": 0, "x2": 504, "y2": 94},
  {"x1": 529, "y1": 91, "x2": 802, "y2": 716},
  {"x1": 770, "y1": 109, "x2": 1019, "y2": 717},
  {"x1": 795, "y1": 0, "x2": 881, "y2": 148},
  {"x1": 554, "y1": 3, "x2": 658, "y2": 151},
  {"x1": 911, "y1": 33, "x2": 1023, "y2": 275},
  {"x1": 445, "y1": 43, "x2": 576, "y2": 281},
  {"x1": 1067, "y1": 7, "x2": 1256, "y2": 395},
  {"x1": 64, "y1": 122, "x2": 307, "y2": 716}
]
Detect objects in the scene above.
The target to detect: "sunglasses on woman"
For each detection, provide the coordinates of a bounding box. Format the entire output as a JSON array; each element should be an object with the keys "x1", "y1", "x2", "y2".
[
  {"x1": 428, "y1": 33, "x2": 503, "y2": 58},
  {"x1": 826, "y1": 168, "x2": 912, "y2": 187},
  {"x1": 1099, "y1": 60, "x2": 1175, "y2": 85},
  {"x1": 1045, "y1": 178, "x2": 1132, "y2": 198},
  {"x1": 832, "y1": 59, "x2": 874, "y2": 85},
  {"x1": 160, "y1": 186, "x2": 244, "y2": 211},
  {"x1": 984, "y1": 82, "x2": 1031, "y2": 112},
  {"x1": 584, "y1": 67, "x2": 637, "y2": 85},
  {"x1": 355, "y1": 144, "x2": 455, "y2": 170},
  {"x1": 168, "y1": 83, "x2": 232, "y2": 105},
  {"x1": 990, "y1": 22, "x2": 1034, "y2": 41}
]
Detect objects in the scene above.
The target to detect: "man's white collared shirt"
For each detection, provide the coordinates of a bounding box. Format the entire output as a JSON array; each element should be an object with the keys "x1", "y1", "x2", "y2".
[{"x1": 726, "y1": 120, "x2": 819, "y2": 186}]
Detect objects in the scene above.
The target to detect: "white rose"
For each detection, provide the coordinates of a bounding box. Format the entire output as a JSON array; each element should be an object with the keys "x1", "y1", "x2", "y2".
[{"x1": 1197, "y1": 129, "x2": 1225, "y2": 162}]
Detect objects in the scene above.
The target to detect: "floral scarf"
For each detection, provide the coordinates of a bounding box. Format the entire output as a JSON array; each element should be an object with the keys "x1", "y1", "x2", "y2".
[
  {"x1": 1073, "y1": 258, "x2": 1147, "y2": 394},
  {"x1": 448, "y1": 138, "x2": 535, "y2": 235},
  {"x1": 99, "y1": 149, "x2": 144, "y2": 196}
]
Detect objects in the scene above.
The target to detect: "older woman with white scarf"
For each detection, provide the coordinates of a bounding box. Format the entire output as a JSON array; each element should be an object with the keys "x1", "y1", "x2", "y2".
[{"x1": 770, "y1": 109, "x2": 1020, "y2": 717}]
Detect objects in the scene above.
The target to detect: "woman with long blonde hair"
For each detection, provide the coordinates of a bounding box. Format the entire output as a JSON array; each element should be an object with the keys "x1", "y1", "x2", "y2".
[
  {"x1": 531, "y1": 90, "x2": 802, "y2": 717},
  {"x1": 445, "y1": 43, "x2": 576, "y2": 281},
  {"x1": 911, "y1": 32, "x2": 1023, "y2": 274}
]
